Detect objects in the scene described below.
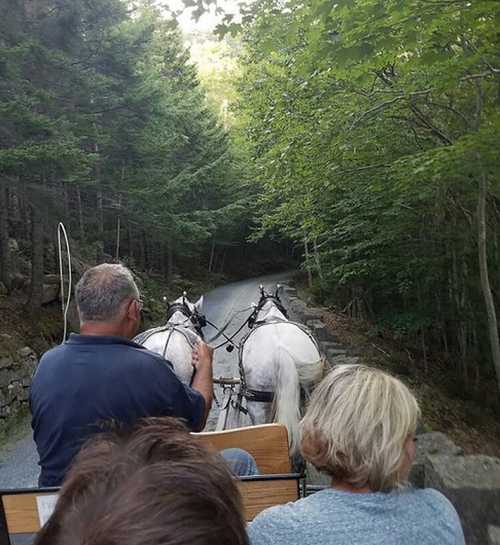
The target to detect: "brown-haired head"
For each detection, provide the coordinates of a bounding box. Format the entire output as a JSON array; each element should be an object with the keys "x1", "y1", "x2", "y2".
[{"x1": 35, "y1": 417, "x2": 248, "y2": 545}]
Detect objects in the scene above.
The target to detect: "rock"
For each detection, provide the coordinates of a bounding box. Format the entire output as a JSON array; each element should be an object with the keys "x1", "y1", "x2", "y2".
[
  {"x1": 17, "y1": 346, "x2": 35, "y2": 359},
  {"x1": 489, "y1": 526, "x2": 500, "y2": 545},
  {"x1": 42, "y1": 283, "x2": 60, "y2": 304},
  {"x1": 409, "y1": 432, "x2": 463, "y2": 488},
  {"x1": 288, "y1": 297, "x2": 308, "y2": 320},
  {"x1": 8, "y1": 381, "x2": 23, "y2": 398},
  {"x1": 283, "y1": 286, "x2": 297, "y2": 297},
  {"x1": 425, "y1": 455, "x2": 500, "y2": 545},
  {"x1": 305, "y1": 319, "x2": 330, "y2": 341},
  {"x1": 0, "y1": 357, "x2": 11, "y2": 369},
  {"x1": 10, "y1": 272, "x2": 28, "y2": 291},
  {"x1": 325, "y1": 347, "x2": 347, "y2": 357},
  {"x1": 306, "y1": 462, "x2": 331, "y2": 487},
  {"x1": 321, "y1": 341, "x2": 345, "y2": 350},
  {"x1": 0, "y1": 369, "x2": 15, "y2": 388},
  {"x1": 331, "y1": 355, "x2": 359, "y2": 366},
  {"x1": 43, "y1": 274, "x2": 61, "y2": 285},
  {"x1": 8, "y1": 238, "x2": 19, "y2": 252},
  {"x1": 18, "y1": 386, "x2": 29, "y2": 401}
]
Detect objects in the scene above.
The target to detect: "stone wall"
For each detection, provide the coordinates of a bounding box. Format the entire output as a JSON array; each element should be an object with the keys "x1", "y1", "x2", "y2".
[
  {"x1": 281, "y1": 285, "x2": 360, "y2": 367},
  {"x1": 0, "y1": 338, "x2": 37, "y2": 434},
  {"x1": 281, "y1": 283, "x2": 500, "y2": 545}
]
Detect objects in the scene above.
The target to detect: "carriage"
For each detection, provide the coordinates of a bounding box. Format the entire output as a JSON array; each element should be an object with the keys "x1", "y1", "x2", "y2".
[{"x1": 0, "y1": 285, "x2": 326, "y2": 544}]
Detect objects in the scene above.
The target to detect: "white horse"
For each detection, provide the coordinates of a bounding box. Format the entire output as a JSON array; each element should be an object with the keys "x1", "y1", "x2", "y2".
[
  {"x1": 235, "y1": 287, "x2": 324, "y2": 454},
  {"x1": 134, "y1": 294, "x2": 204, "y2": 385}
]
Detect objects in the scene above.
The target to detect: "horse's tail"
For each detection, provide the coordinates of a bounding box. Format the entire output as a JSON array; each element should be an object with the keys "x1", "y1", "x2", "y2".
[
  {"x1": 273, "y1": 346, "x2": 302, "y2": 455},
  {"x1": 273, "y1": 343, "x2": 325, "y2": 455}
]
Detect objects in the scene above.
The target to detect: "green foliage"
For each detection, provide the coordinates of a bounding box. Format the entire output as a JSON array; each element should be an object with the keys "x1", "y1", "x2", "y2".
[
  {"x1": 234, "y1": 0, "x2": 500, "y2": 385},
  {"x1": 0, "y1": 0, "x2": 259, "y2": 279}
]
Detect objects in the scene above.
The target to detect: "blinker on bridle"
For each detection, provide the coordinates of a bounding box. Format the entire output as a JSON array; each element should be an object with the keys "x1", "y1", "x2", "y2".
[
  {"x1": 248, "y1": 284, "x2": 288, "y2": 328},
  {"x1": 163, "y1": 293, "x2": 206, "y2": 333}
]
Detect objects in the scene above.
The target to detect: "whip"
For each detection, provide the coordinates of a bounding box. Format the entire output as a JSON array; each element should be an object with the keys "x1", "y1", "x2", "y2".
[{"x1": 57, "y1": 222, "x2": 72, "y2": 343}]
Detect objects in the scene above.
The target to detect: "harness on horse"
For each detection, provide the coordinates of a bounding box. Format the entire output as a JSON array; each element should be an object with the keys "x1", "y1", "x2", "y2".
[
  {"x1": 165, "y1": 300, "x2": 206, "y2": 338},
  {"x1": 231, "y1": 290, "x2": 321, "y2": 415},
  {"x1": 133, "y1": 296, "x2": 206, "y2": 385},
  {"x1": 236, "y1": 318, "x2": 321, "y2": 405}
]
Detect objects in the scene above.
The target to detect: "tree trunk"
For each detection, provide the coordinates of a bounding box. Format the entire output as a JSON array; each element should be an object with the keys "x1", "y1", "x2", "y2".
[
  {"x1": 0, "y1": 185, "x2": 10, "y2": 289},
  {"x1": 143, "y1": 230, "x2": 150, "y2": 271},
  {"x1": 62, "y1": 182, "x2": 69, "y2": 219},
  {"x1": 219, "y1": 249, "x2": 226, "y2": 274},
  {"x1": 138, "y1": 233, "x2": 145, "y2": 270},
  {"x1": 76, "y1": 188, "x2": 85, "y2": 241},
  {"x1": 20, "y1": 181, "x2": 29, "y2": 240},
  {"x1": 115, "y1": 215, "x2": 121, "y2": 261},
  {"x1": 304, "y1": 238, "x2": 313, "y2": 288},
  {"x1": 115, "y1": 169, "x2": 125, "y2": 262},
  {"x1": 208, "y1": 238, "x2": 215, "y2": 272},
  {"x1": 166, "y1": 236, "x2": 174, "y2": 281},
  {"x1": 477, "y1": 164, "x2": 500, "y2": 396},
  {"x1": 128, "y1": 222, "x2": 134, "y2": 262},
  {"x1": 313, "y1": 237, "x2": 324, "y2": 283},
  {"x1": 30, "y1": 204, "x2": 44, "y2": 307},
  {"x1": 96, "y1": 190, "x2": 104, "y2": 262}
]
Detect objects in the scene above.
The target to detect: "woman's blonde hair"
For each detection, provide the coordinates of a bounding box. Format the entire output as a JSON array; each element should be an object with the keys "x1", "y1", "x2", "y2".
[{"x1": 300, "y1": 364, "x2": 420, "y2": 492}]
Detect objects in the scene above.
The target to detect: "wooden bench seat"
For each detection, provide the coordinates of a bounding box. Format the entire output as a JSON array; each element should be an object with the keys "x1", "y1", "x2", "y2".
[
  {"x1": 0, "y1": 473, "x2": 300, "y2": 544},
  {"x1": 193, "y1": 423, "x2": 292, "y2": 474},
  {"x1": 0, "y1": 424, "x2": 297, "y2": 543},
  {"x1": 238, "y1": 474, "x2": 300, "y2": 521}
]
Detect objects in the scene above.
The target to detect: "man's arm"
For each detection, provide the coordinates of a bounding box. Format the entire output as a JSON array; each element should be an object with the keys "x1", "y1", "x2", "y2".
[{"x1": 190, "y1": 341, "x2": 214, "y2": 430}]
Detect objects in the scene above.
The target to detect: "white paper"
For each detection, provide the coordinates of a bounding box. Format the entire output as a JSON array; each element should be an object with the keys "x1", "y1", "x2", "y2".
[{"x1": 36, "y1": 494, "x2": 58, "y2": 527}]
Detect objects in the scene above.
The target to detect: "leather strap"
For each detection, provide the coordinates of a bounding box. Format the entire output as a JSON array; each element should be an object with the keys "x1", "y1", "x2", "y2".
[{"x1": 244, "y1": 388, "x2": 274, "y2": 403}]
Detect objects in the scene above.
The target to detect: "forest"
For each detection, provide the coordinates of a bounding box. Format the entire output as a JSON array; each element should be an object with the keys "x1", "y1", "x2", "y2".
[
  {"x1": 230, "y1": 0, "x2": 500, "y2": 399},
  {"x1": 0, "y1": 0, "x2": 285, "y2": 310},
  {"x1": 1, "y1": 0, "x2": 500, "y2": 400}
]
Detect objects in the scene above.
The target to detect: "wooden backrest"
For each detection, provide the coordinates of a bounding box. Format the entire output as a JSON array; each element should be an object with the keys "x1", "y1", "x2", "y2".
[
  {"x1": 0, "y1": 489, "x2": 57, "y2": 545},
  {"x1": 193, "y1": 424, "x2": 291, "y2": 474},
  {"x1": 0, "y1": 474, "x2": 300, "y2": 542},
  {"x1": 238, "y1": 474, "x2": 300, "y2": 521}
]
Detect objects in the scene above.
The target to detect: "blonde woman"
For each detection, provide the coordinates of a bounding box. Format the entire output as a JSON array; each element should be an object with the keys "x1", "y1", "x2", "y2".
[{"x1": 249, "y1": 365, "x2": 465, "y2": 545}]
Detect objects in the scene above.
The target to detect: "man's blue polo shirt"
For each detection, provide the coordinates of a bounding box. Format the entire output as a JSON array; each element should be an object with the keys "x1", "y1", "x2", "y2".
[{"x1": 30, "y1": 334, "x2": 205, "y2": 487}]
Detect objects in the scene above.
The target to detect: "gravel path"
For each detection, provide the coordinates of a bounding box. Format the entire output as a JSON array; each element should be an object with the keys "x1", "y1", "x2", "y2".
[{"x1": 0, "y1": 273, "x2": 290, "y2": 489}]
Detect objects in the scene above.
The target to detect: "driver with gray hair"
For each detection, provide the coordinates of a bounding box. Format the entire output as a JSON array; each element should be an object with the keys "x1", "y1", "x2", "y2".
[
  {"x1": 31, "y1": 263, "x2": 257, "y2": 487},
  {"x1": 75, "y1": 264, "x2": 140, "y2": 324}
]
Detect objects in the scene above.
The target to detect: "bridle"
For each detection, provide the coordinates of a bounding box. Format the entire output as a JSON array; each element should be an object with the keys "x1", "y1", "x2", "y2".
[
  {"x1": 165, "y1": 295, "x2": 206, "y2": 338},
  {"x1": 247, "y1": 287, "x2": 288, "y2": 329}
]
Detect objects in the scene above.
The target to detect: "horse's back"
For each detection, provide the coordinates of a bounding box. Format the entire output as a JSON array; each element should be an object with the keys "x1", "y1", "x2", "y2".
[
  {"x1": 243, "y1": 322, "x2": 320, "y2": 361},
  {"x1": 137, "y1": 327, "x2": 194, "y2": 385}
]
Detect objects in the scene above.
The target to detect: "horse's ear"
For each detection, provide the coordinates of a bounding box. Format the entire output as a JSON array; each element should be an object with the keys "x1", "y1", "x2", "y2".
[{"x1": 194, "y1": 295, "x2": 204, "y2": 312}]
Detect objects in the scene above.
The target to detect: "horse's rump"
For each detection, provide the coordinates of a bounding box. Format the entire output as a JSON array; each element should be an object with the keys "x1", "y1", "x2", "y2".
[
  {"x1": 241, "y1": 322, "x2": 323, "y2": 387},
  {"x1": 240, "y1": 321, "x2": 324, "y2": 453}
]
